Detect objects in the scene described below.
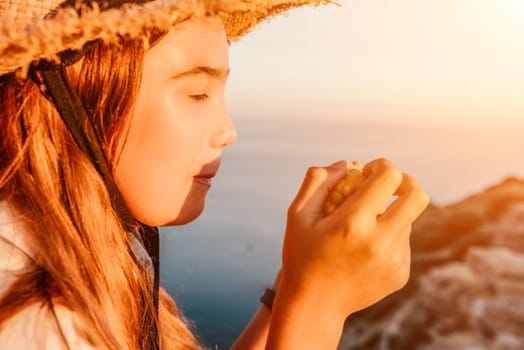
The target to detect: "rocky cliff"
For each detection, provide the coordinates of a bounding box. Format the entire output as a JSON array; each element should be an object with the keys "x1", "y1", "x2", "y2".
[{"x1": 338, "y1": 177, "x2": 524, "y2": 350}]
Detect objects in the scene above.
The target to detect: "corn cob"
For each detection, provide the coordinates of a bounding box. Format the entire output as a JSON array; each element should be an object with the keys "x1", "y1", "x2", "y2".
[{"x1": 323, "y1": 163, "x2": 364, "y2": 216}]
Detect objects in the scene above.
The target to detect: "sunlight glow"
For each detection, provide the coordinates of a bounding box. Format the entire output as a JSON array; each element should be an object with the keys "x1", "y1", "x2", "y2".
[{"x1": 227, "y1": 0, "x2": 524, "y2": 129}]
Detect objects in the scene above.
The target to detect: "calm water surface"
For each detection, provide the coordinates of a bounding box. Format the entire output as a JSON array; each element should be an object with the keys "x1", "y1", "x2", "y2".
[{"x1": 160, "y1": 117, "x2": 524, "y2": 348}]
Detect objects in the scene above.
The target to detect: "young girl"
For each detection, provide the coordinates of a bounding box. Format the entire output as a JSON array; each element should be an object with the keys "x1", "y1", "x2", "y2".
[{"x1": 0, "y1": 0, "x2": 429, "y2": 349}]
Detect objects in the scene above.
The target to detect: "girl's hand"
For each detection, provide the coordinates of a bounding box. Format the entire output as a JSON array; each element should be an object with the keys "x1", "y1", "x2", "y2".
[{"x1": 279, "y1": 158, "x2": 429, "y2": 318}]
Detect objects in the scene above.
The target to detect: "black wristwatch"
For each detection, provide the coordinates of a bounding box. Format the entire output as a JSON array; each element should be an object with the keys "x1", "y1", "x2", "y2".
[{"x1": 259, "y1": 288, "x2": 276, "y2": 310}]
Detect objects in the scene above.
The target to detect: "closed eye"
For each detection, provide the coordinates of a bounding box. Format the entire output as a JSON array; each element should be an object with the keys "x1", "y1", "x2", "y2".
[{"x1": 190, "y1": 94, "x2": 209, "y2": 102}]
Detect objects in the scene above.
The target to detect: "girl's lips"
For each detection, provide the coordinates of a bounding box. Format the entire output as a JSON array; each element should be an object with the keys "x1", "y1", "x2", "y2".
[
  {"x1": 193, "y1": 157, "x2": 221, "y2": 188},
  {"x1": 193, "y1": 176, "x2": 212, "y2": 187}
]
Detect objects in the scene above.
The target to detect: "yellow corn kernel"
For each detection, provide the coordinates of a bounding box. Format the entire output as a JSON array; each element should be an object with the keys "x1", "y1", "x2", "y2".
[
  {"x1": 323, "y1": 163, "x2": 364, "y2": 216},
  {"x1": 329, "y1": 191, "x2": 344, "y2": 205}
]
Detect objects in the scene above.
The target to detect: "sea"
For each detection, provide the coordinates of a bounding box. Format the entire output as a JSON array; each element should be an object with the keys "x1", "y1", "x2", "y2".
[{"x1": 159, "y1": 117, "x2": 524, "y2": 349}]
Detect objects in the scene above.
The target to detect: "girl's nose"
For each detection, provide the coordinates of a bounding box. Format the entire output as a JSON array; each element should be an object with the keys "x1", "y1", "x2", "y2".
[{"x1": 213, "y1": 111, "x2": 237, "y2": 148}]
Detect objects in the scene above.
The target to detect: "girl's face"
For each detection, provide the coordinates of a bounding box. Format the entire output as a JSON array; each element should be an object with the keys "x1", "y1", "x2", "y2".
[{"x1": 114, "y1": 17, "x2": 236, "y2": 226}]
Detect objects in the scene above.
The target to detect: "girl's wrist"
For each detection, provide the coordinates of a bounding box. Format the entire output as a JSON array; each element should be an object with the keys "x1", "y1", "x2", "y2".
[
  {"x1": 266, "y1": 277, "x2": 347, "y2": 349},
  {"x1": 272, "y1": 274, "x2": 347, "y2": 332}
]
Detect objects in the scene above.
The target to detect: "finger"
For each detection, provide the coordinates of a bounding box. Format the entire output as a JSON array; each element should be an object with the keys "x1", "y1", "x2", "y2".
[
  {"x1": 337, "y1": 158, "x2": 402, "y2": 218},
  {"x1": 350, "y1": 160, "x2": 363, "y2": 168},
  {"x1": 397, "y1": 225, "x2": 412, "y2": 248},
  {"x1": 387, "y1": 224, "x2": 412, "y2": 286},
  {"x1": 289, "y1": 161, "x2": 348, "y2": 225},
  {"x1": 399, "y1": 239, "x2": 412, "y2": 288},
  {"x1": 378, "y1": 173, "x2": 430, "y2": 231},
  {"x1": 402, "y1": 225, "x2": 412, "y2": 241}
]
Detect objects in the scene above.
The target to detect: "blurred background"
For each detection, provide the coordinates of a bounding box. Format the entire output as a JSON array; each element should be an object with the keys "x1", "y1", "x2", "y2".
[{"x1": 160, "y1": 1, "x2": 524, "y2": 349}]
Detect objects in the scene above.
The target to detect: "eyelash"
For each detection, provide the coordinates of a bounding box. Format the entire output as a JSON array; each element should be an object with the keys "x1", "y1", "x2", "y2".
[{"x1": 190, "y1": 93, "x2": 209, "y2": 102}]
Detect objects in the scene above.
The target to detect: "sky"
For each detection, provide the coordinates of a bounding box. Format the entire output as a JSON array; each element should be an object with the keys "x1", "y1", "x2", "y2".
[{"x1": 226, "y1": 0, "x2": 524, "y2": 130}]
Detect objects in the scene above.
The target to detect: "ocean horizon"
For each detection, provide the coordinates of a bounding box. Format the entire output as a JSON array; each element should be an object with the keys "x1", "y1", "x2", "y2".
[{"x1": 160, "y1": 117, "x2": 524, "y2": 348}]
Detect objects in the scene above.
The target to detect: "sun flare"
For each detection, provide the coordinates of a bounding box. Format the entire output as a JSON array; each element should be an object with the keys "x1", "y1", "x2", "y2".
[{"x1": 495, "y1": 0, "x2": 524, "y2": 25}]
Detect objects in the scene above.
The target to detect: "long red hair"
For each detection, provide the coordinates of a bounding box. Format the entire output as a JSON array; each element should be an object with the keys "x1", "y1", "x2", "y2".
[{"x1": 0, "y1": 34, "x2": 202, "y2": 349}]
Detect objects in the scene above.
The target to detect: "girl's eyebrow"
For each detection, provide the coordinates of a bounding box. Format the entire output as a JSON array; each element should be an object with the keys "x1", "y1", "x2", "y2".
[{"x1": 172, "y1": 66, "x2": 230, "y2": 81}]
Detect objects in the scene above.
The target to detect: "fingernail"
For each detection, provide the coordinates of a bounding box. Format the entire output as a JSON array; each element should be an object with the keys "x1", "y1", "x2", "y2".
[{"x1": 329, "y1": 160, "x2": 346, "y2": 167}]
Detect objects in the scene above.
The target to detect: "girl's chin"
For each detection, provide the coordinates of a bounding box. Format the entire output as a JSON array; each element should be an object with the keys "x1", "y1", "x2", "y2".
[
  {"x1": 163, "y1": 210, "x2": 203, "y2": 226},
  {"x1": 131, "y1": 186, "x2": 208, "y2": 227},
  {"x1": 159, "y1": 197, "x2": 207, "y2": 227}
]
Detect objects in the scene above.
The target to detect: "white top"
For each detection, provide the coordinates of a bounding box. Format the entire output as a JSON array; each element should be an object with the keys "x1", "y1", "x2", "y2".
[{"x1": 0, "y1": 201, "x2": 94, "y2": 349}]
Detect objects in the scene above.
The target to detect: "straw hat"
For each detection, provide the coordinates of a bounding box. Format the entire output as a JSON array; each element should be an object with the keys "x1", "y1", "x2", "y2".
[{"x1": 0, "y1": 0, "x2": 337, "y2": 77}]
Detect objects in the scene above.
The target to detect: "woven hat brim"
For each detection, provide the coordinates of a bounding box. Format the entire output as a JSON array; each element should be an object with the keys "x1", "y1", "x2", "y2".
[{"x1": 0, "y1": 0, "x2": 337, "y2": 77}]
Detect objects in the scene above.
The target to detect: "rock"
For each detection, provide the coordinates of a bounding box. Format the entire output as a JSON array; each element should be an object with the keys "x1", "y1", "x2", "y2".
[{"x1": 338, "y1": 178, "x2": 524, "y2": 350}]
